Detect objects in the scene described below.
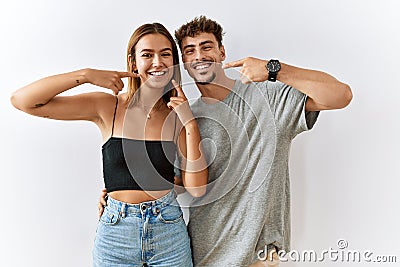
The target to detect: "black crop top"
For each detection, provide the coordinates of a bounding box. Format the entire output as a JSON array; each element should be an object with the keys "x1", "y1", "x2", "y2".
[{"x1": 102, "y1": 97, "x2": 177, "y2": 192}]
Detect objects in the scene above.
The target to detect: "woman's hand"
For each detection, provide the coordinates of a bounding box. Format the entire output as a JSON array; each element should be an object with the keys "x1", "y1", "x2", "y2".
[
  {"x1": 84, "y1": 69, "x2": 139, "y2": 95},
  {"x1": 167, "y1": 79, "x2": 194, "y2": 126}
]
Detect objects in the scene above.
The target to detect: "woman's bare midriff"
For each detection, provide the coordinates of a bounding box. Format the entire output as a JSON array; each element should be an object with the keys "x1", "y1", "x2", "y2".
[{"x1": 109, "y1": 189, "x2": 171, "y2": 204}]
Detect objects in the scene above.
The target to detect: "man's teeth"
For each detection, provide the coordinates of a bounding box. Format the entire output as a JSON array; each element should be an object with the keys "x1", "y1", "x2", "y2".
[
  {"x1": 150, "y1": 71, "x2": 166, "y2": 76},
  {"x1": 194, "y1": 63, "x2": 212, "y2": 70}
]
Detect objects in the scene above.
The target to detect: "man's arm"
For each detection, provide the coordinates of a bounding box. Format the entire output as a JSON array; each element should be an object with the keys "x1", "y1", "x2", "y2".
[
  {"x1": 98, "y1": 189, "x2": 108, "y2": 218},
  {"x1": 223, "y1": 57, "x2": 352, "y2": 111}
]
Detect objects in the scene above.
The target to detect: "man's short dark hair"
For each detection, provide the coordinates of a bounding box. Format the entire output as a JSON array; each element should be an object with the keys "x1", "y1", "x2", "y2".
[{"x1": 175, "y1": 15, "x2": 224, "y2": 50}]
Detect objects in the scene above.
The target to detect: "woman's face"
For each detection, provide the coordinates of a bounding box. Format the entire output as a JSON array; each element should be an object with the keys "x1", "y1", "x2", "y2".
[{"x1": 133, "y1": 33, "x2": 174, "y2": 89}]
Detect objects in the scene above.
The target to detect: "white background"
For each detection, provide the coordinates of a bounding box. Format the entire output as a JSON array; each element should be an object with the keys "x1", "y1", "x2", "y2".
[{"x1": 1, "y1": 0, "x2": 399, "y2": 266}]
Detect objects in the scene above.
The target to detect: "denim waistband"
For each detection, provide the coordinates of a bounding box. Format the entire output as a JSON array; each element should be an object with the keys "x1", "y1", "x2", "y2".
[{"x1": 106, "y1": 190, "x2": 177, "y2": 216}]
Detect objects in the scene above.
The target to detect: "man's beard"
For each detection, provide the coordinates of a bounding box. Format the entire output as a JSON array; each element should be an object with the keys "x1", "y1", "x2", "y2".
[{"x1": 194, "y1": 72, "x2": 216, "y2": 85}]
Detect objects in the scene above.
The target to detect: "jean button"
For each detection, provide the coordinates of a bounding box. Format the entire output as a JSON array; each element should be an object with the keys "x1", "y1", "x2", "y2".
[{"x1": 141, "y1": 205, "x2": 147, "y2": 211}]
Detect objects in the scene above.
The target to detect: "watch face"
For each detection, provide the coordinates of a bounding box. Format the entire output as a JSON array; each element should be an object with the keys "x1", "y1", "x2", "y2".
[{"x1": 267, "y1": 60, "x2": 281, "y2": 73}]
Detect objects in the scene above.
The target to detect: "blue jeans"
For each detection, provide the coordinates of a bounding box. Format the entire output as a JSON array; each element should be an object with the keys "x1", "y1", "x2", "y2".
[{"x1": 93, "y1": 190, "x2": 193, "y2": 267}]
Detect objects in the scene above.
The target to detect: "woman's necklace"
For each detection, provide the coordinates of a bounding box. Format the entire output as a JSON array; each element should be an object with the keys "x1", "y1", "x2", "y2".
[{"x1": 137, "y1": 101, "x2": 162, "y2": 119}]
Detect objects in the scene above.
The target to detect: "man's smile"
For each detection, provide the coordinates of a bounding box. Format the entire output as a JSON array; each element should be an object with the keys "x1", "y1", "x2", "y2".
[{"x1": 191, "y1": 61, "x2": 213, "y2": 71}]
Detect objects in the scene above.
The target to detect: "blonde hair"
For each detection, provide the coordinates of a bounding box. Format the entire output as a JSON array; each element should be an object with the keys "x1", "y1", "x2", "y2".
[{"x1": 125, "y1": 23, "x2": 181, "y2": 107}]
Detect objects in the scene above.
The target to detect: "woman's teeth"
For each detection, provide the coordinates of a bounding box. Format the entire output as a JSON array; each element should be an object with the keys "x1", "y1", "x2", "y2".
[{"x1": 149, "y1": 71, "x2": 166, "y2": 76}]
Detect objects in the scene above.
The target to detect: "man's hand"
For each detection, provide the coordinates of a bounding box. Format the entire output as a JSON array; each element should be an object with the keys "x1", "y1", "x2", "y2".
[
  {"x1": 223, "y1": 57, "x2": 269, "y2": 84},
  {"x1": 98, "y1": 188, "x2": 108, "y2": 218}
]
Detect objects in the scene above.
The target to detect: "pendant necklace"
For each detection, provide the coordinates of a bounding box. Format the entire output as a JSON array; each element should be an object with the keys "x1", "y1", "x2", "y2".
[{"x1": 138, "y1": 101, "x2": 158, "y2": 119}]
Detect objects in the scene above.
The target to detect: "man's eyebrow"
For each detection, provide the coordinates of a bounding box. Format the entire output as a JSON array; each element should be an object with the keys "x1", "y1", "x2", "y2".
[
  {"x1": 182, "y1": 44, "x2": 195, "y2": 51},
  {"x1": 182, "y1": 40, "x2": 214, "y2": 51},
  {"x1": 199, "y1": 40, "x2": 214, "y2": 46}
]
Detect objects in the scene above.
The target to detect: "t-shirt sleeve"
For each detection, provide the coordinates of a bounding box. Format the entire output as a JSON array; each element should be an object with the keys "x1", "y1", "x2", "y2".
[{"x1": 265, "y1": 81, "x2": 319, "y2": 139}]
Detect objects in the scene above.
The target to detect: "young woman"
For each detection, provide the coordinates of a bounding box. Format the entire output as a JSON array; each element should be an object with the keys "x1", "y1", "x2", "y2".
[{"x1": 11, "y1": 23, "x2": 208, "y2": 267}]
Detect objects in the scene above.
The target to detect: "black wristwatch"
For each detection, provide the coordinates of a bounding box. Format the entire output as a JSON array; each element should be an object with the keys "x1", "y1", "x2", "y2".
[{"x1": 266, "y1": 59, "x2": 281, "y2": 82}]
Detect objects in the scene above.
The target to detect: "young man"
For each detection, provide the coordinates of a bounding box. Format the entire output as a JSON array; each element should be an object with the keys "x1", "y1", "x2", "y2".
[
  {"x1": 174, "y1": 16, "x2": 351, "y2": 267},
  {"x1": 100, "y1": 16, "x2": 352, "y2": 267}
]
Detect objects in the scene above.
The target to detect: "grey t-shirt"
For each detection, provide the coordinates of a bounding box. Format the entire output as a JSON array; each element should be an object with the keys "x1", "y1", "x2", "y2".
[{"x1": 186, "y1": 80, "x2": 319, "y2": 266}]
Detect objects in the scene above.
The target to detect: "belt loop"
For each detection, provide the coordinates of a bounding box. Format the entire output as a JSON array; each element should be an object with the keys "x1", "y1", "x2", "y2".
[{"x1": 120, "y1": 202, "x2": 126, "y2": 218}]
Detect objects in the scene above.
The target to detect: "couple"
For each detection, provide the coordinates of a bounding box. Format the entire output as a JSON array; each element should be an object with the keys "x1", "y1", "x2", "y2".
[{"x1": 11, "y1": 16, "x2": 352, "y2": 267}]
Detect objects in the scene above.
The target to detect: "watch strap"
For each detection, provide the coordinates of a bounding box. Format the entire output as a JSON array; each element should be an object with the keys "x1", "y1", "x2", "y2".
[{"x1": 267, "y1": 72, "x2": 277, "y2": 82}]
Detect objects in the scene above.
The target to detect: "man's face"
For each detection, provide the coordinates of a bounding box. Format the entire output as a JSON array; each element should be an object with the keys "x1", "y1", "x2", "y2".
[{"x1": 181, "y1": 32, "x2": 226, "y2": 84}]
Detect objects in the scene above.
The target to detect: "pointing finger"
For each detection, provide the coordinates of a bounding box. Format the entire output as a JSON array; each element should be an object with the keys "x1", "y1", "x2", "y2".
[
  {"x1": 118, "y1": 71, "x2": 140, "y2": 78},
  {"x1": 222, "y1": 58, "x2": 246, "y2": 69},
  {"x1": 172, "y1": 79, "x2": 185, "y2": 98}
]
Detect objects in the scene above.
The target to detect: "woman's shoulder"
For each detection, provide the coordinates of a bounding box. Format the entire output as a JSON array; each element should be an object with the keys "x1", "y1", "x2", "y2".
[
  {"x1": 88, "y1": 92, "x2": 120, "y2": 111},
  {"x1": 88, "y1": 91, "x2": 118, "y2": 102}
]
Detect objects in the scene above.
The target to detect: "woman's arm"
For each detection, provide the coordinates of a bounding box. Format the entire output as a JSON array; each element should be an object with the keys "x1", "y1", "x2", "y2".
[
  {"x1": 10, "y1": 68, "x2": 136, "y2": 122},
  {"x1": 177, "y1": 121, "x2": 208, "y2": 197},
  {"x1": 168, "y1": 80, "x2": 208, "y2": 197}
]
